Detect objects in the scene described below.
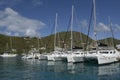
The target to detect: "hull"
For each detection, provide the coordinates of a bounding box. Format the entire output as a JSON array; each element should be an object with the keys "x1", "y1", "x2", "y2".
[
  {"x1": 97, "y1": 56, "x2": 118, "y2": 65},
  {"x1": 67, "y1": 55, "x2": 74, "y2": 63},
  {"x1": 39, "y1": 55, "x2": 47, "y2": 60},
  {"x1": 85, "y1": 49, "x2": 120, "y2": 65},
  {"x1": 47, "y1": 55, "x2": 54, "y2": 61},
  {"x1": 73, "y1": 56, "x2": 84, "y2": 63},
  {"x1": 84, "y1": 51, "x2": 97, "y2": 62},
  {"x1": 67, "y1": 54, "x2": 84, "y2": 63},
  {"x1": 84, "y1": 55, "x2": 97, "y2": 62},
  {"x1": 0, "y1": 54, "x2": 17, "y2": 58},
  {"x1": 53, "y1": 54, "x2": 66, "y2": 61},
  {"x1": 53, "y1": 56, "x2": 62, "y2": 61}
]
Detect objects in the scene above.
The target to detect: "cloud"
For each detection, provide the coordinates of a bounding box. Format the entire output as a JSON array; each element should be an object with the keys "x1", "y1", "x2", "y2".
[
  {"x1": 95, "y1": 22, "x2": 120, "y2": 33},
  {"x1": 0, "y1": 7, "x2": 46, "y2": 36},
  {"x1": 77, "y1": 19, "x2": 88, "y2": 28},
  {"x1": 5, "y1": 7, "x2": 18, "y2": 15},
  {"x1": 113, "y1": 24, "x2": 120, "y2": 31},
  {"x1": 95, "y1": 22, "x2": 110, "y2": 32}
]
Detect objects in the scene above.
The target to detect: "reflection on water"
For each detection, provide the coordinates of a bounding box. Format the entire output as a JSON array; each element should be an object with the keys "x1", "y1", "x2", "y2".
[
  {"x1": 54, "y1": 61, "x2": 67, "y2": 72},
  {"x1": 67, "y1": 63, "x2": 85, "y2": 74},
  {"x1": 98, "y1": 63, "x2": 120, "y2": 80},
  {"x1": 0, "y1": 57, "x2": 18, "y2": 70},
  {"x1": 67, "y1": 62, "x2": 120, "y2": 76},
  {"x1": 47, "y1": 61, "x2": 54, "y2": 66},
  {"x1": 0, "y1": 57, "x2": 120, "y2": 80},
  {"x1": 22, "y1": 59, "x2": 47, "y2": 65},
  {"x1": 98, "y1": 63, "x2": 120, "y2": 76}
]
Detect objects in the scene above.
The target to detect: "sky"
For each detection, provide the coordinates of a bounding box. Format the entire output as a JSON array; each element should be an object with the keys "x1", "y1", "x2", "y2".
[{"x1": 0, "y1": 0, "x2": 120, "y2": 40}]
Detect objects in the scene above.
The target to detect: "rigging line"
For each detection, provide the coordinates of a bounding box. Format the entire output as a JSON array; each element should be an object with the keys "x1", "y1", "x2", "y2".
[
  {"x1": 58, "y1": 32, "x2": 65, "y2": 48},
  {"x1": 108, "y1": 16, "x2": 116, "y2": 48},
  {"x1": 63, "y1": 16, "x2": 72, "y2": 48},
  {"x1": 73, "y1": 7, "x2": 80, "y2": 48},
  {"x1": 73, "y1": 5, "x2": 83, "y2": 47},
  {"x1": 45, "y1": 17, "x2": 56, "y2": 51},
  {"x1": 85, "y1": 2, "x2": 93, "y2": 51}
]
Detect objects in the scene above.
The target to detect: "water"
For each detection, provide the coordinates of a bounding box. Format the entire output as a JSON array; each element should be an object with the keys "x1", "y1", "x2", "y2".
[{"x1": 0, "y1": 57, "x2": 120, "y2": 80}]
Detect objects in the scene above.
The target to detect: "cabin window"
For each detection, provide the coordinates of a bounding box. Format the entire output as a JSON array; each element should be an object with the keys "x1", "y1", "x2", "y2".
[
  {"x1": 75, "y1": 53, "x2": 79, "y2": 54},
  {"x1": 105, "y1": 52, "x2": 108, "y2": 54},
  {"x1": 90, "y1": 52, "x2": 95, "y2": 54},
  {"x1": 100, "y1": 52, "x2": 108, "y2": 54},
  {"x1": 114, "y1": 51, "x2": 116, "y2": 53},
  {"x1": 110, "y1": 52, "x2": 112, "y2": 54}
]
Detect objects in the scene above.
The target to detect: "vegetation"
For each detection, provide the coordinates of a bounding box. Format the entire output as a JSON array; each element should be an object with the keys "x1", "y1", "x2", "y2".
[{"x1": 0, "y1": 31, "x2": 120, "y2": 54}]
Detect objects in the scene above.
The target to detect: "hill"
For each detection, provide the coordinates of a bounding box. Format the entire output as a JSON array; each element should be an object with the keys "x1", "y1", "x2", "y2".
[
  {"x1": 98, "y1": 37, "x2": 120, "y2": 47},
  {"x1": 41, "y1": 31, "x2": 93, "y2": 52},
  {"x1": 0, "y1": 31, "x2": 92, "y2": 54},
  {"x1": 0, "y1": 32, "x2": 120, "y2": 54},
  {"x1": 0, "y1": 34, "x2": 40, "y2": 54}
]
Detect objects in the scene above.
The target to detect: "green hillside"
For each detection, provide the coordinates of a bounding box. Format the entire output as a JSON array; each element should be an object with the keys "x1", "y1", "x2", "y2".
[
  {"x1": 0, "y1": 34, "x2": 40, "y2": 54},
  {"x1": 98, "y1": 38, "x2": 120, "y2": 47},
  {"x1": 0, "y1": 32, "x2": 120, "y2": 54},
  {"x1": 41, "y1": 31, "x2": 93, "y2": 52}
]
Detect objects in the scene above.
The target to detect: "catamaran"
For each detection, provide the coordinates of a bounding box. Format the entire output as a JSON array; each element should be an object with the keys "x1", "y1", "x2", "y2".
[
  {"x1": 66, "y1": 5, "x2": 85, "y2": 63},
  {"x1": 0, "y1": 37, "x2": 17, "y2": 58},
  {"x1": 85, "y1": 0, "x2": 120, "y2": 65}
]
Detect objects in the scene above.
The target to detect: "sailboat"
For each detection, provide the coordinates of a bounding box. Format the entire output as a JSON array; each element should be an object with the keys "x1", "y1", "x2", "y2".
[
  {"x1": 37, "y1": 37, "x2": 47, "y2": 60},
  {"x1": 85, "y1": 0, "x2": 120, "y2": 65},
  {"x1": 46, "y1": 13, "x2": 65, "y2": 61},
  {"x1": 66, "y1": 5, "x2": 85, "y2": 63},
  {"x1": 46, "y1": 13, "x2": 59, "y2": 61},
  {"x1": 22, "y1": 37, "x2": 47, "y2": 60},
  {"x1": 95, "y1": 17, "x2": 120, "y2": 64},
  {"x1": 0, "y1": 37, "x2": 17, "y2": 58}
]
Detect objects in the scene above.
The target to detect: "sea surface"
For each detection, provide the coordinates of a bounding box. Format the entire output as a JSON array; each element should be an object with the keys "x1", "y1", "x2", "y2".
[{"x1": 0, "y1": 57, "x2": 120, "y2": 80}]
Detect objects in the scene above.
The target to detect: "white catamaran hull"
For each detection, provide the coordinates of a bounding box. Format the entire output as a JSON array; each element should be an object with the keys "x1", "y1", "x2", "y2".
[
  {"x1": 85, "y1": 49, "x2": 120, "y2": 65},
  {"x1": 97, "y1": 56, "x2": 116, "y2": 64},
  {"x1": 67, "y1": 53, "x2": 84, "y2": 63},
  {"x1": 97, "y1": 54, "x2": 120, "y2": 65},
  {"x1": 0, "y1": 53, "x2": 17, "y2": 58}
]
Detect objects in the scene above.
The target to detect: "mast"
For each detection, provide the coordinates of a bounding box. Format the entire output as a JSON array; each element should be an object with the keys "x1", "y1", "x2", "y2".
[
  {"x1": 10, "y1": 36, "x2": 12, "y2": 50},
  {"x1": 70, "y1": 5, "x2": 74, "y2": 52},
  {"x1": 80, "y1": 32, "x2": 83, "y2": 47},
  {"x1": 58, "y1": 32, "x2": 60, "y2": 48},
  {"x1": 93, "y1": 0, "x2": 97, "y2": 47},
  {"x1": 37, "y1": 36, "x2": 40, "y2": 50},
  {"x1": 54, "y1": 13, "x2": 58, "y2": 51},
  {"x1": 6, "y1": 43, "x2": 9, "y2": 51}
]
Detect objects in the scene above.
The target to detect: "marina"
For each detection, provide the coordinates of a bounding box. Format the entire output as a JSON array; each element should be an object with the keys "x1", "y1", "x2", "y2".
[
  {"x1": 0, "y1": 0, "x2": 120, "y2": 80},
  {"x1": 19, "y1": 0, "x2": 120, "y2": 65},
  {"x1": 0, "y1": 57, "x2": 120, "y2": 80}
]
